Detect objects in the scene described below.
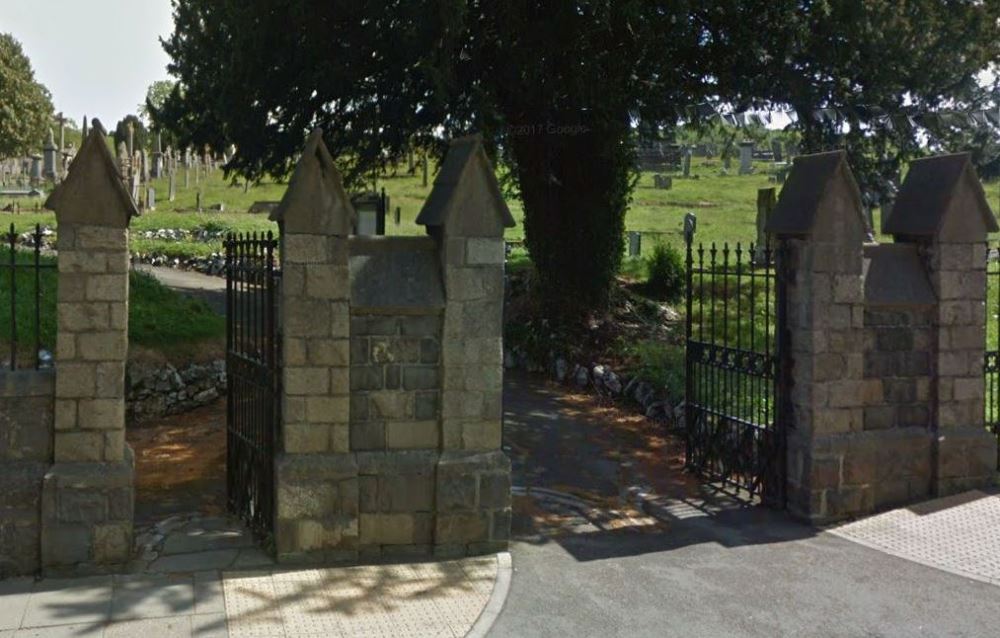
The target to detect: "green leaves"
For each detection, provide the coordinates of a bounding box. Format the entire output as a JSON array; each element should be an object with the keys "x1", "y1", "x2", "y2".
[{"x1": 0, "y1": 33, "x2": 54, "y2": 159}]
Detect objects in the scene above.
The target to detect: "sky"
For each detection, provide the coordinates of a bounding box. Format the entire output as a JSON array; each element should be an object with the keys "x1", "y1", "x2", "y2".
[{"x1": 2, "y1": 0, "x2": 175, "y2": 128}]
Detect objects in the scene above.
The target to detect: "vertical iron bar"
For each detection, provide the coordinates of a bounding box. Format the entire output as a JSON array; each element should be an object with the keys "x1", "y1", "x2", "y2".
[
  {"x1": 225, "y1": 234, "x2": 233, "y2": 511},
  {"x1": 721, "y1": 243, "x2": 730, "y2": 481},
  {"x1": 685, "y1": 230, "x2": 694, "y2": 467},
  {"x1": 9, "y1": 223, "x2": 17, "y2": 370},
  {"x1": 33, "y1": 225, "x2": 41, "y2": 369}
]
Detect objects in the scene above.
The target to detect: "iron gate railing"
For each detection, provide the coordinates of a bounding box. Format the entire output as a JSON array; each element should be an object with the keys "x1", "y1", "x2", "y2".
[
  {"x1": 2, "y1": 223, "x2": 56, "y2": 369},
  {"x1": 684, "y1": 224, "x2": 790, "y2": 505},
  {"x1": 225, "y1": 231, "x2": 281, "y2": 548},
  {"x1": 985, "y1": 244, "x2": 1000, "y2": 469}
]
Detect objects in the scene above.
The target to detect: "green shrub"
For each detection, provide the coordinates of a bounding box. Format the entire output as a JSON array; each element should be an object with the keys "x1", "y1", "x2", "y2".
[
  {"x1": 625, "y1": 340, "x2": 685, "y2": 399},
  {"x1": 645, "y1": 243, "x2": 685, "y2": 302}
]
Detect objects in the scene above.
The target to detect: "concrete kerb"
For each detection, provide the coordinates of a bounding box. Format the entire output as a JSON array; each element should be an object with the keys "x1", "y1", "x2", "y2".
[{"x1": 467, "y1": 551, "x2": 513, "y2": 638}]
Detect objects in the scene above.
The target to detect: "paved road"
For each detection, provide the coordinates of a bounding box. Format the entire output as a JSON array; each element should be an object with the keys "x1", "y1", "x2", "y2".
[
  {"x1": 135, "y1": 265, "x2": 226, "y2": 315},
  {"x1": 136, "y1": 269, "x2": 1000, "y2": 637},
  {"x1": 496, "y1": 373, "x2": 1000, "y2": 638}
]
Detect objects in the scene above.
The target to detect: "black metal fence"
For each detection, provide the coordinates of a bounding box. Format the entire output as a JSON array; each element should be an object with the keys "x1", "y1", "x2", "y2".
[
  {"x1": 984, "y1": 244, "x2": 1000, "y2": 469},
  {"x1": 684, "y1": 226, "x2": 790, "y2": 505},
  {"x1": 1, "y1": 223, "x2": 56, "y2": 370},
  {"x1": 225, "y1": 231, "x2": 281, "y2": 547}
]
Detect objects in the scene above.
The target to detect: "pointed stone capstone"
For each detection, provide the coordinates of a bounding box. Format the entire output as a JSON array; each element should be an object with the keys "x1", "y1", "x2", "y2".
[
  {"x1": 416, "y1": 134, "x2": 516, "y2": 238},
  {"x1": 882, "y1": 152, "x2": 998, "y2": 242},
  {"x1": 45, "y1": 127, "x2": 138, "y2": 227},
  {"x1": 270, "y1": 128, "x2": 356, "y2": 236},
  {"x1": 765, "y1": 150, "x2": 865, "y2": 238}
]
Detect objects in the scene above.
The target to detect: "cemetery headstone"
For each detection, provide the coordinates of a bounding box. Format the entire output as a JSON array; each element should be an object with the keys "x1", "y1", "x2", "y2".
[
  {"x1": 738, "y1": 141, "x2": 755, "y2": 175},
  {"x1": 168, "y1": 174, "x2": 176, "y2": 202},
  {"x1": 682, "y1": 149, "x2": 692, "y2": 177},
  {"x1": 653, "y1": 174, "x2": 673, "y2": 190},
  {"x1": 29, "y1": 156, "x2": 42, "y2": 184},
  {"x1": 151, "y1": 133, "x2": 163, "y2": 178},
  {"x1": 130, "y1": 174, "x2": 140, "y2": 203},
  {"x1": 395, "y1": 206, "x2": 401, "y2": 225},
  {"x1": 754, "y1": 187, "x2": 776, "y2": 265},
  {"x1": 627, "y1": 231, "x2": 642, "y2": 257},
  {"x1": 146, "y1": 187, "x2": 156, "y2": 211},
  {"x1": 771, "y1": 140, "x2": 783, "y2": 163},
  {"x1": 196, "y1": 190, "x2": 202, "y2": 212},
  {"x1": 43, "y1": 129, "x2": 58, "y2": 180}
]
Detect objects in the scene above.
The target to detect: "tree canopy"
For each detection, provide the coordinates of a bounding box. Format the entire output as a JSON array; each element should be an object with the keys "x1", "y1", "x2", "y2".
[
  {"x1": 158, "y1": 0, "x2": 1000, "y2": 318},
  {"x1": 0, "y1": 33, "x2": 54, "y2": 159},
  {"x1": 113, "y1": 115, "x2": 148, "y2": 155}
]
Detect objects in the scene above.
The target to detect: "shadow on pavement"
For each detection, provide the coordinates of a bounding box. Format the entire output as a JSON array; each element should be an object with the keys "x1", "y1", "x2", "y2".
[{"x1": 503, "y1": 370, "x2": 818, "y2": 562}]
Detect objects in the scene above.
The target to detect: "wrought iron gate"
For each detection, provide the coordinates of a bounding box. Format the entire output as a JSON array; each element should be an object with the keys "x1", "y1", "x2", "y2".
[
  {"x1": 985, "y1": 244, "x2": 1000, "y2": 469},
  {"x1": 225, "y1": 232, "x2": 281, "y2": 545},
  {"x1": 684, "y1": 224, "x2": 790, "y2": 505}
]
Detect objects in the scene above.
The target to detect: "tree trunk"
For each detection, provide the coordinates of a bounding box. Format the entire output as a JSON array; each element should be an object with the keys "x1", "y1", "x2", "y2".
[{"x1": 509, "y1": 120, "x2": 633, "y2": 321}]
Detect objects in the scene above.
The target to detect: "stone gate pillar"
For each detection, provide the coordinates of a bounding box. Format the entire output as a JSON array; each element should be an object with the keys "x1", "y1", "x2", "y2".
[
  {"x1": 765, "y1": 151, "x2": 868, "y2": 522},
  {"x1": 270, "y1": 129, "x2": 359, "y2": 563},
  {"x1": 41, "y1": 125, "x2": 138, "y2": 572},
  {"x1": 417, "y1": 135, "x2": 516, "y2": 555},
  {"x1": 884, "y1": 153, "x2": 998, "y2": 496}
]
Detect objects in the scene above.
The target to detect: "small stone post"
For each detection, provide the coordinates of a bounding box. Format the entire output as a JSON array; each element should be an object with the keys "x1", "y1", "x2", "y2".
[
  {"x1": 739, "y1": 141, "x2": 755, "y2": 175},
  {"x1": 754, "y1": 187, "x2": 776, "y2": 265},
  {"x1": 270, "y1": 129, "x2": 359, "y2": 562},
  {"x1": 766, "y1": 151, "x2": 868, "y2": 522},
  {"x1": 416, "y1": 134, "x2": 515, "y2": 554},
  {"x1": 41, "y1": 124, "x2": 138, "y2": 572},
  {"x1": 884, "y1": 153, "x2": 999, "y2": 495}
]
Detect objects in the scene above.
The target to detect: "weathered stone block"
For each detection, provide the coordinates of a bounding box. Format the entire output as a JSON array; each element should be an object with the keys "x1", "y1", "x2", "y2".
[
  {"x1": 350, "y1": 421, "x2": 385, "y2": 450},
  {"x1": 305, "y1": 396, "x2": 349, "y2": 424},
  {"x1": 278, "y1": 482, "x2": 337, "y2": 519},
  {"x1": 435, "y1": 512, "x2": 488, "y2": 544},
  {"x1": 306, "y1": 265, "x2": 350, "y2": 300},
  {"x1": 77, "y1": 399, "x2": 125, "y2": 429},
  {"x1": 350, "y1": 366, "x2": 383, "y2": 391},
  {"x1": 414, "y1": 392, "x2": 439, "y2": 420},
  {"x1": 466, "y1": 239, "x2": 505, "y2": 265},
  {"x1": 93, "y1": 523, "x2": 131, "y2": 564},
  {"x1": 284, "y1": 423, "x2": 330, "y2": 453},
  {"x1": 308, "y1": 339, "x2": 349, "y2": 367},
  {"x1": 85, "y1": 275, "x2": 127, "y2": 302},
  {"x1": 479, "y1": 473, "x2": 511, "y2": 509},
  {"x1": 385, "y1": 421, "x2": 438, "y2": 449},
  {"x1": 360, "y1": 513, "x2": 416, "y2": 545},
  {"x1": 438, "y1": 474, "x2": 477, "y2": 511},
  {"x1": 370, "y1": 392, "x2": 411, "y2": 419},
  {"x1": 54, "y1": 431, "x2": 104, "y2": 462},
  {"x1": 402, "y1": 367, "x2": 439, "y2": 391},
  {"x1": 284, "y1": 234, "x2": 330, "y2": 263},
  {"x1": 284, "y1": 367, "x2": 329, "y2": 396}
]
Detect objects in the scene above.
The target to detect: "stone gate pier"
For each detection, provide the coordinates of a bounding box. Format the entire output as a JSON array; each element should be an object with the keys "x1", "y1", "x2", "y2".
[
  {"x1": 767, "y1": 151, "x2": 998, "y2": 523},
  {"x1": 270, "y1": 131, "x2": 514, "y2": 562},
  {"x1": 41, "y1": 128, "x2": 138, "y2": 572}
]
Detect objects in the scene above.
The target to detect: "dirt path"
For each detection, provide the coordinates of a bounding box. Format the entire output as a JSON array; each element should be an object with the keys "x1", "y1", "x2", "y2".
[{"x1": 127, "y1": 399, "x2": 227, "y2": 524}]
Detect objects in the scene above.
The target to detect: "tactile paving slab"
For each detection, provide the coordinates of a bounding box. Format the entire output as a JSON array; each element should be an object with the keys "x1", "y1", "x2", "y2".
[
  {"x1": 222, "y1": 556, "x2": 498, "y2": 638},
  {"x1": 830, "y1": 489, "x2": 1000, "y2": 586}
]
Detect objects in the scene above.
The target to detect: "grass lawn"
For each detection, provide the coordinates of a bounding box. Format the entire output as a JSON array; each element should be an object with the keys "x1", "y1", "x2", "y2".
[
  {"x1": 3, "y1": 156, "x2": 998, "y2": 260},
  {"x1": 0, "y1": 252, "x2": 224, "y2": 364}
]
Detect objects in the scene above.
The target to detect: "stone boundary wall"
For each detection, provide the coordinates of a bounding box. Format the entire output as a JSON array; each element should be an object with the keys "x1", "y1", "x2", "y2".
[
  {"x1": 271, "y1": 131, "x2": 515, "y2": 563},
  {"x1": 127, "y1": 359, "x2": 227, "y2": 421},
  {"x1": 767, "y1": 151, "x2": 999, "y2": 523},
  {"x1": 0, "y1": 370, "x2": 54, "y2": 577}
]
